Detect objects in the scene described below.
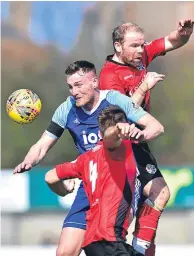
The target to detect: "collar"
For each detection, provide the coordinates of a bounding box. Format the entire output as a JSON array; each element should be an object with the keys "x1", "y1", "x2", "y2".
[{"x1": 106, "y1": 54, "x2": 137, "y2": 69}]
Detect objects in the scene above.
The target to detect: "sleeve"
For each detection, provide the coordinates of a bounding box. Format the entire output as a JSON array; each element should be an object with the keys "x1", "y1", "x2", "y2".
[
  {"x1": 45, "y1": 97, "x2": 73, "y2": 139},
  {"x1": 145, "y1": 37, "x2": 166, "y2": 66},
  {"x1": 56, "y1": 155, "x2": 84, "y2": 180},
  {"x1": 106, "y1": 90, "x2": 147, "y2": 123},
  {"x1": 99, "y1": 70, "x2": 126, "y2": 94}
]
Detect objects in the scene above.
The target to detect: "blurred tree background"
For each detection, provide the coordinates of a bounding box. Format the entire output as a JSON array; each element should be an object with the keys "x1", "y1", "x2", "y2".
[{"x1": 1, "y1": 1, "x2": 194, "y2": 168}]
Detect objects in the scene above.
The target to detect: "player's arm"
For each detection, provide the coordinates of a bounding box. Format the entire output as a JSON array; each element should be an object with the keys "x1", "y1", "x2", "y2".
[
  {"x1": 131, "y1": 72, "x2": 165, "y2": 106},
  {"x1": 13, "y1": 132, "x2": 58, "y2": 174},
  {"x1": 136, "y1": 113, "x2": 164, "y2": 141},
  {"x1": 145, "y1": 19, "x2": 193, "y2": 66},
  {"x1": 107, "y1": 91, "x2": 164, "y2": 141},
  {"x1": 164, "y1": 19, "x2": 193, "y2": 52},
  {"x1": 14, "y1": 98, "x2": 72, "y2": 174},
  {"x1": 45, "y1": 158, "x2": 83, "y2": 196},
  {"x1": 45, "y1": 169, "x2": 76, "y2": 197},
  {"x1": 103, "y1": 123, "x2": 143, "y2": 150}
]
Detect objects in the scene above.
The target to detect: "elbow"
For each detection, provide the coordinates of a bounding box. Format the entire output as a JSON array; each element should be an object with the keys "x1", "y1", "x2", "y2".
[
  {"x1": 45, "y1": 169, "x2": 56, "y2": 185},
  {"x1": 158, "y1": 124, "x2": 164, "y2": 135},
  {"x1": 154, "y1": 123, "x2": 164, "y2": 138}
]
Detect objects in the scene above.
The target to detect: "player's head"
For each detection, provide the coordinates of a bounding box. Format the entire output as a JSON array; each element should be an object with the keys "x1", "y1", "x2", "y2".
[
  {"x1": 65, "y1": 61, "x2": 99, "y2": 108},
  {"x1": 98, "y1": 105, "x2": 128, "y2": 136},
  {"x1": 112, "y1": 22, "x2": 145, "y2": 67}
]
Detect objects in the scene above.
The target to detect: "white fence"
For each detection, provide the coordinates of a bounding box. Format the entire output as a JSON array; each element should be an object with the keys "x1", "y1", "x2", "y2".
[{"x1": 1, "y1": 245, "x2": 194, "y2": 256}]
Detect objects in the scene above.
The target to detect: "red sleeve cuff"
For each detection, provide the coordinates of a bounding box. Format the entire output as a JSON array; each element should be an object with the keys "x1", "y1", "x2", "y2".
[
  {"x1": 55, "y1": 161, "x2": 81, "y2": 180},
  {"x1": 56, "y1": 163, "x2": 66, "y2": 180}
]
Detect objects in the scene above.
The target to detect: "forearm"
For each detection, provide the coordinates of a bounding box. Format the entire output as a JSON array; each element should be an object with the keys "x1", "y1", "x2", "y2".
[
  {"x1": 24, "y1": 143, "x2": 47, "y2": 166},
  {"x1": 47, "y1": 180, "x2": 69, "y2": 197},
  {"x1": 103, "y1": 126, "x2": 121, "y2": 149},
  {"x1": 165, "y1": 30, "x2": 190, "y2": 50},
  {"x1": 142, "y1": 121, "x2": 164, "y2": 141},
  {"x1": 131, "y1": 82, "x2": 148, "y2": 106}
]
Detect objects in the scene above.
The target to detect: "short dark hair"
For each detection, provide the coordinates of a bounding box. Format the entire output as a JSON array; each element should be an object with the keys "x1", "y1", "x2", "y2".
[
  {"x1": 112, "y1": 22, "x2": 144, "y2": 52},
  {"x1": 98, "y1": 105, "x2": 128, "y2": 135},
  {"x1": 65, "y1": 60, "x2": 96, "y2": 76}
]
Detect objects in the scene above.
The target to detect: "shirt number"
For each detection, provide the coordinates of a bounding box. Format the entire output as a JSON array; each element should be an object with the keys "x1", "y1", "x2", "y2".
[{"x1": 89, "y1": 161, "x2": 98, "y2": 193}]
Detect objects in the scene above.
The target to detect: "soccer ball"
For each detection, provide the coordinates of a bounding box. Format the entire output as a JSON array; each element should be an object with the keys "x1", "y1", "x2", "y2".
[{"x1": 6, "y1": 89, "x2": 42, "y2": 124}]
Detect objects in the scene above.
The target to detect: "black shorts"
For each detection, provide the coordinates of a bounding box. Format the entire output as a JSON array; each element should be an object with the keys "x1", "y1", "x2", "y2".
[
  {"x1": 132, "y1": 142, "x2": 163, "y2": 189},
  {"x1": 84, "y1": 241, "x2": 144, "y2": 256}
]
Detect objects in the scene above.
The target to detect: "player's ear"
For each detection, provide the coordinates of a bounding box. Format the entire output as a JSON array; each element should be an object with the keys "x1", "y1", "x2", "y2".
[
  {"x1": 114, "y1": 41, "x2": 122, "y2": 53},
  {"x1": 93, "y1": 76, "x2": 99, "y2": 89}
]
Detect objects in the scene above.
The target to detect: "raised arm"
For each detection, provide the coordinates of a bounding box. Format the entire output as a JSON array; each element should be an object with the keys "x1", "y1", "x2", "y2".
[
  {"x1": 13, "y1": 97, "x2": 72, "y2": 174},
  {"x1": 103, "y1": 123, "x2": 144, "y2": 150},
  {"x1": 164, "y1": 19, "x2": 193, "y2": 52},
  {"x1": 107, "y1": 90, "x2": 164, "y2": 142},
  {"x1": 13, "y1": 132, "x2": 57, "y2": 174},
  {"x1": 131, "y1": 72, "x2": 165, "y2": 106}
]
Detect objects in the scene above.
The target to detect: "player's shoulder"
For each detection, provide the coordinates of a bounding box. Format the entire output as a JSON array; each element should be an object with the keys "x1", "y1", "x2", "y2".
[
  {"x1": 86, "y1": 144, "x2": 103, "y2": 159},
  {"x1": 100, "y1": 56, "x2": 133, "y2": 81},
  {"x1": 105, "y1": 89, "x2": 127, "y2": 100},
  {"x1": 100, "y1": 57, "x2": 118, "y2": 75},
  {"x1": 55, "y1": 96, "x2": 75, "y2": 112},
  {"x1": 92, "y1": 144, "x2": 102, "y2": 153},
  {"x1": 144, "y1": 38, "x2": 165, "y2": 49},
  {"x1": 99, "y1": 89, "x2": 111, "y2": 99},
  {"x1": 100, "y1": 89, "x2": 121, "y2": 102},
  {"x1": 144, "y1": 39, "x2": 158, "y2": 47}
]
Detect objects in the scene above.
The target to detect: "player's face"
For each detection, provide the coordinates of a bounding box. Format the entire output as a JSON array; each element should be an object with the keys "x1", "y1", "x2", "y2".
[
  {"x1": 67, "y1": 71, "x2": 98, "y2": 109},
  {"x1": 119, "y1": 31, "x2": 145, "y2": 67}
]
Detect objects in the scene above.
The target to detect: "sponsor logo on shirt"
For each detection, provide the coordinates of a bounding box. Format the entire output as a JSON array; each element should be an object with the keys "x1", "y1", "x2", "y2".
[
  {"x1": 92, "y1": 145, "x2": 102, "y2": 152},
  {"x1": 146, "y1": 164, "x2": 157, "y2": 174},
  {"x1": 124, "y1": 74, "x2": 133, "y2": 80},
  {"x1": 92, "y1": 198, "x2": 99, "y2": 207},
  {"x1": 132, "y1": 102, "x2": 140, "y2": 109},
  {"x1": 73, "y1": 118, "x2": 80, "y2": 125},
  {"x1": 82, "y1": 131, "x2": 101, "y2": 145},
  {"x1": 129, "y1": 75, "x2": 146, "y2": 96}
]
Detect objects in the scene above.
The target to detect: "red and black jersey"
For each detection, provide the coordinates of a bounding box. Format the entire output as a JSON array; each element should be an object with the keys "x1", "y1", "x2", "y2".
[
  {"x1": 99, "y1": 37, "x2": 166, "y2": 112},
  {"x1": 56, "y1": 140, "x2": 137, "y2": 247}
]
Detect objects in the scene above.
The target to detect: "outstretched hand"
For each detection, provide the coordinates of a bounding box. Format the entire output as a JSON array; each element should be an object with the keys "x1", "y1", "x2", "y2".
[
  {"x1": 178, "y1": 19, "x2": 194, "y2": 36},
  {"x1": 13, "y1": 161, "x2": 33, "y2": 174},
  {"x1": 140, "y1": 72, "x2": 165, "y2": 93}
]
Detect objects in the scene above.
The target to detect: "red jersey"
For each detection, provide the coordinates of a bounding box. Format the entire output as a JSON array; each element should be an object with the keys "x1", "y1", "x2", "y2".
[
  {"x1": 99, "y1": 38, "x2": 166, "y2": 112},
  {"x1": 56, "y1": 140, "x2": 137, "y2": 247}
]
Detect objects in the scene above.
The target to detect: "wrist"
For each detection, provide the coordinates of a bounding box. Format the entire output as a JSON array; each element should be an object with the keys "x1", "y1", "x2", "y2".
[
  {"x1": 139, "y1": 82, "x2": 149, "y2": 94},
  {"x1": 114, "y1": 125, "x2": 121, "y2": 137},
  {"x1": 176, "y1": 30, "x2": 191, "y2": 42},
  {"x1": 136, "y1": 87, "x2": 147, "y2": 96}
]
